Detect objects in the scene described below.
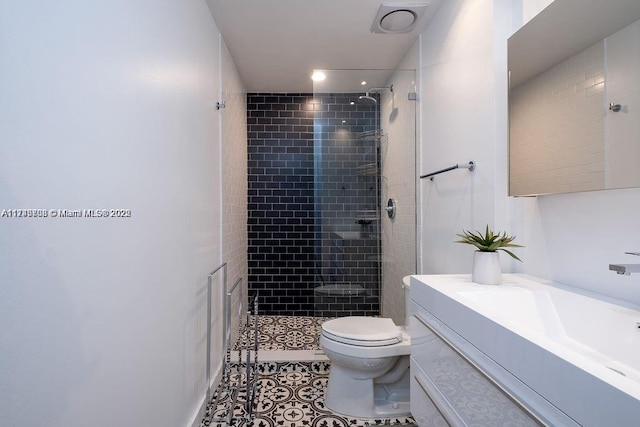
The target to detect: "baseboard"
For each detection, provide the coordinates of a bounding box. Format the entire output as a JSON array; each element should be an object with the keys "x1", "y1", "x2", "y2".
[{"x1": 187, "y1": 366, "x2": 222, "y2": 427}]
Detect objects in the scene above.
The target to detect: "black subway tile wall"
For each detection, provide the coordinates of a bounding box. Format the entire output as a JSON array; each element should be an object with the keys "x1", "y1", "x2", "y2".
[{"x1": 247, "y1": 93, "x2": 380, "y2": 317}]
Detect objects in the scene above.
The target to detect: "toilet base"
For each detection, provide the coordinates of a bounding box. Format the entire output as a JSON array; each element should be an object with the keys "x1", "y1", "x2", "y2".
[
  {"x1": 372, "y1": 383, "x2": 411, "y2": 417},
  {"x1": 325, "y1": 360, "x2": 411, "y2": 418}
]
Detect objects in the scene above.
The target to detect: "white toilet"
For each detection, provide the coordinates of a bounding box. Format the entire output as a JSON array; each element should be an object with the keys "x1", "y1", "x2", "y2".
[{"x1": 319, "y1": 276, "x2": 412, "y2": 418}]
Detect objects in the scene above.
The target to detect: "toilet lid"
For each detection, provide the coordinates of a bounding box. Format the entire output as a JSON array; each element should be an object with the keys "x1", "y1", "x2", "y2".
[{"x1": 321, "y1": 317, "x2": 402, "y2": 346}]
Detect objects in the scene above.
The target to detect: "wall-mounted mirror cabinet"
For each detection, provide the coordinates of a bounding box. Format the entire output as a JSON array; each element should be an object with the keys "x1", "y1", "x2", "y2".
[{"x1": 508, "y1": 0, "x2": 640, "y2": 196}]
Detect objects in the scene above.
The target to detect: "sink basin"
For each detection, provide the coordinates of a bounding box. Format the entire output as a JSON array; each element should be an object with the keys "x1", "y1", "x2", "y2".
[
  {"x1": 410, "y1": 274, "x2": 640, "y2": 426},
  {"x1": 457, "y1": 286, "x2": 640, "y2": 382}
]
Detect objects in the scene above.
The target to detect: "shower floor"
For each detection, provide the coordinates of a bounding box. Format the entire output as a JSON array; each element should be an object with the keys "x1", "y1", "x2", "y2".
[{"x1": 201, "y1": 316, "x2": 417, "y2": 427}]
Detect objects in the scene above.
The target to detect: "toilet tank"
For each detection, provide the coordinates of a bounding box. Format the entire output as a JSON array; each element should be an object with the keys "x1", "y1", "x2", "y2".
[{"x1": 402, "y1": 276, "x2": 412, "y2": 328}]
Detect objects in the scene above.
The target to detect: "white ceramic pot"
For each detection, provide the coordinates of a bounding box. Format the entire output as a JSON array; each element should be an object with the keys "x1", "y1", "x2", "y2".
[{"x1": 472, "y1": 251, "x2": 502, "y2": 285}]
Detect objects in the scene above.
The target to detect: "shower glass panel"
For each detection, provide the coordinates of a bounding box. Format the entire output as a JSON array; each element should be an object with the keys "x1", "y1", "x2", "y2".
[{"x1": 312, "y1": 70, "x2": 411, "y2": 318}]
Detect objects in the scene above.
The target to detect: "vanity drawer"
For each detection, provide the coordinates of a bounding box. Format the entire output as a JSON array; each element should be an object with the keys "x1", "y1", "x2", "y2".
[
  {"x1": 410, "y1": 359, "x2": 449, "y2": 427},
  {"x1": 410, "y1": 308, "x2": 541, "y2": 426}
]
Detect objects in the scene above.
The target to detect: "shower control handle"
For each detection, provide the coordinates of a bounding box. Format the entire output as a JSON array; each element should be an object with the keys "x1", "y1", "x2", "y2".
[{"x1": 385, "y1": 198, "x2": 396, "y2": 219}]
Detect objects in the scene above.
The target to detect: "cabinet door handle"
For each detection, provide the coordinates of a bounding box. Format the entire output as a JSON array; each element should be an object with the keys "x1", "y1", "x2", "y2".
[{"x1": 414, "y1": 373, "x2": 468, "y2": 427}]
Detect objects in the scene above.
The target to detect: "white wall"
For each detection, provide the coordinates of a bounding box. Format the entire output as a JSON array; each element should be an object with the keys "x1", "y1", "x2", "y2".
[
  {"x1": 523, "y1": 0, "x2": 553, "y2": 23},
  {"x1": 220, "y1": 39, "x2": 248, "y2": 338},
  {"x1": 0, "y1": 1, "x2": 241, "y2": 426},
  {"x1": 418, "y1": 0, "x2": 514, "y2": 275},
  {"x1": 381, "y1": 54, "x2": 418, "y2": 324},
  {"x1": 517, "y1": 188, "x2": 640, "y2": 305},
  {"x1": 418, "y1": 0, "x2": 640, "y2": 307}
]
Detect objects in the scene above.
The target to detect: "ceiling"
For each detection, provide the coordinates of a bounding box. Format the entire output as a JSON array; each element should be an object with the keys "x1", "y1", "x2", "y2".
[{"x1": 205, "y1": 0, "x2": 443, "y2": 93}]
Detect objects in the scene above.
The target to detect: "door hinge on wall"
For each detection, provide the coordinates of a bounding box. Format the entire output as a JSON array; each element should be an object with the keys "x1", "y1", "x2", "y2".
[{"x1": 216, "y1": 101, "x2": 226, "y2": 110}]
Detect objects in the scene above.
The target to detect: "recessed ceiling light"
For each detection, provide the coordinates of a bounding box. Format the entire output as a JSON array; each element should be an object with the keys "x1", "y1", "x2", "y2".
[
  {"x1": 361, "y1": 81, "x2": 367, "y2": 86},
  {"x1": 311, "y1": 71, "x2": 326, "y2": 81}
]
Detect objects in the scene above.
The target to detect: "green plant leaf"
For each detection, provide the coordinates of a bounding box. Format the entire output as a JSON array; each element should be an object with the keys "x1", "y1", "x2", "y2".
[
  {"x1": 454, "y1": 225, "x2": 523, "y2": 262},
  {"x1": 498, "y1": 248, "x2": 522, "y2": 262}
]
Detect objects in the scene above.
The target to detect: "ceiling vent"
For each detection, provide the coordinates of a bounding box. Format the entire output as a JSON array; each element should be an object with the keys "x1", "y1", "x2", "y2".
[{"x1": 370, "y1": 3, "x2": 429, "y2": 34}]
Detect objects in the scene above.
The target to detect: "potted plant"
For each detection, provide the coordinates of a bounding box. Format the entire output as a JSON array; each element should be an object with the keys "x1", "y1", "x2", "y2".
[{"x1": 456, "y1": 225, "x2": 523, "y2": 285}]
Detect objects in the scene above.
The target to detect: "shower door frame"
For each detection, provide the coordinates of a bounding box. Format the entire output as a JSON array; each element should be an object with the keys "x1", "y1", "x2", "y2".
[{"x1": 311, "y1": 89, "x2": 383, "y2": 318}]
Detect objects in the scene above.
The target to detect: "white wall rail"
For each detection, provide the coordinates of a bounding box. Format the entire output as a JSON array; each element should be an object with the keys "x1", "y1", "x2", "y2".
[
  {"x1": 420, "y1": 161, "x2": 475, "y2": 181},
  {"x1": 205, "y1": 262, "x2": 227, "y2": 406},
  {"x1": 203, "y1": 267, "x2": 259, "y2": 425}
]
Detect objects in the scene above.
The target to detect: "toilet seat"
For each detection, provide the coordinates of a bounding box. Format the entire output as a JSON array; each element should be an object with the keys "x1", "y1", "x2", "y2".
[{"x1": 321, "y1": 317, "x2": 402, "y2": 347}]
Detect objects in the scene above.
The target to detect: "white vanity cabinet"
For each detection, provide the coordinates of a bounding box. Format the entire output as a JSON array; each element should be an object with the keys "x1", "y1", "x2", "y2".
[
  {"x1": 410, "y1": 303, "x2": 541, "y2": 427},
  {"x1": 409, "y1": 275, "x2": 581, "y2": 427}
]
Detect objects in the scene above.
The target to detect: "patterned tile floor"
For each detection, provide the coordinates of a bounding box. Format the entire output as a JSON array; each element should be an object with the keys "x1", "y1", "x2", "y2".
[
  {"x1": 233, "y1": 315, "x2": 327, "y2": 351},
  {"x1": 200, "y1": 361, "x2": 416, "y2": 427},
  {"x1": 201, "y1": 316, "x2": 416, "y2": 427}
]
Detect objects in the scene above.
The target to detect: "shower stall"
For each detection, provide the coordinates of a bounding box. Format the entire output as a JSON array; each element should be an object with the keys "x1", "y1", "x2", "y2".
[{"x1": 247, "y1": 69, "x2": 416, "y2": 320}]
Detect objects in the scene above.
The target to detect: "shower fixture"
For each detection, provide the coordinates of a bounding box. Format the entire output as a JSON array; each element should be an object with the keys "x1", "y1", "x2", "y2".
[
  {"x1": 357, "y1": 84, "x2": 394, "y2": 105},
  {"x1": 357, "y1": 94, "x2": 378, "y2": 105}
]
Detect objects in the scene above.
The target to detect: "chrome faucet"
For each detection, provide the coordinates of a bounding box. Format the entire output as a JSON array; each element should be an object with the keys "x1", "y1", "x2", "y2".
[{"x1": 609, "y1": 252, "x2": 640, "y2": 275}]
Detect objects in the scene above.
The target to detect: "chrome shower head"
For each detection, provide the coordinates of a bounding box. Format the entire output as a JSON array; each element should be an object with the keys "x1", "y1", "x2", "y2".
[
  {"x1": 357, "y1": 84, "x2": 394, "y2": 105},
  {"x1": 357, "y1": 95, "x2": 378, "y2": 105}
]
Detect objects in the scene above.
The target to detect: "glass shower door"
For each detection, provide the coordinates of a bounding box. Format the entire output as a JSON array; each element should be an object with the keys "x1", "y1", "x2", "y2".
[
  {"x1": 312, "y1": 71, "x2": 385, "y2": 318},
  {"x1": 311, "y1": 69, "x2": 417, "y2": 321}
]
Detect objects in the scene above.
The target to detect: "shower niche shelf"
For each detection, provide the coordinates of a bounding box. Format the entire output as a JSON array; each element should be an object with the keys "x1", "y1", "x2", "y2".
[
  {"x1": 357, "y1": 129, "x2": 388, "y2": 148},
  {"x1": 357, "y1": 129, "x2": 386, "y2": 140},
  {"x1": 356, "y1": 210, "x2": 379, "y2": 221},
  {"x1": 357, "y1": 162, "x2": 378, "y2": 176}
]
